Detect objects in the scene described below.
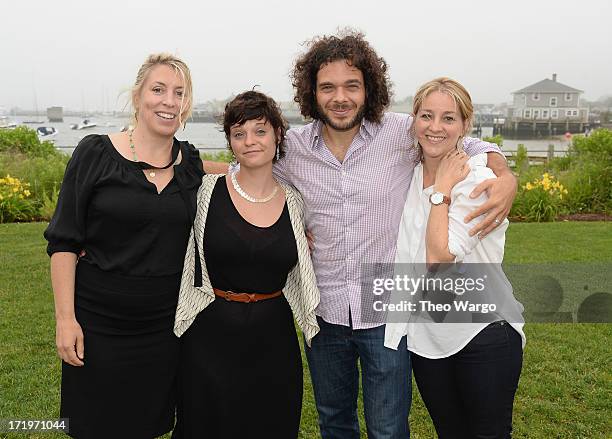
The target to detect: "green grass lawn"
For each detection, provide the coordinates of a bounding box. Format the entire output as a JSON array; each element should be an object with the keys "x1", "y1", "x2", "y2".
[{"x1": 1, "y1": 222, "x2": 611, "y2": 438}]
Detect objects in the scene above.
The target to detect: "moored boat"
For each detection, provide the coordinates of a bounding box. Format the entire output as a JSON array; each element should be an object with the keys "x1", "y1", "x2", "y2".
[{"x1": 37, "y1": 126, "x2": 58, "y2": 139}]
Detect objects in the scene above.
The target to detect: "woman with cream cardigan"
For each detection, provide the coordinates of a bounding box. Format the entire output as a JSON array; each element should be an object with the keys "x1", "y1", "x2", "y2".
[{"x1": 172, "y1": 91, "x2": 319, "y2": 439}]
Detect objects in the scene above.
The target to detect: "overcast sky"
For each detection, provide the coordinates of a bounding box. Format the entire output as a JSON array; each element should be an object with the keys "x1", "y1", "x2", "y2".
[{"x1": 2, "y1": 0, "x2": 611, "y2": 111}]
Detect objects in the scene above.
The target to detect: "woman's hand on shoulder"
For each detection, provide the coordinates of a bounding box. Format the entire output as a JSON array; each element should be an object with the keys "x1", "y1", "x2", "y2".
[
  {"x1": 55, "y1": 317, "x2": 85, "y2": 366},
  {"x1": 434, "y1": 149, "x2": 470, "y2": 195}
]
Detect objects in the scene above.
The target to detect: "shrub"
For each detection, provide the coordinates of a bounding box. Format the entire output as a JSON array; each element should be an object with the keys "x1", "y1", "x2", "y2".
[
  {"x1": 38, "y1": 184, "x2": 60, "y2": 221},
  {"x1": 570, "y1": 128, "x2": 612, "y2": 159},
  {"x1": 0, "y1": 127, "x2": 70, "y2": 222},
  {"x1": 0, "y1": 175, "x2": 38, "y2": 222},
  {"x1": 564, "y1": 129, "x2": 611, "y2": 213},
  {"x1": 0, "y1": 126, "x2": 57, "y2": 157},
  {"x1": 560, "y1": 160, "x2": 611, "y2": 214},
  {"x1": 0, "y1": 151, "x2": 68, "y2": 210},
  {"x1": 511, "y1": 172, "x2": 568, "y2": 222},
  {"x1": 508, "y1": 129, "x2": 612, "y2": 220},
  {"x1": 511, "y1": 144, "x2": 530, "y2": 173},
  {"x1": 483, "y1": 134, "x2": 503, "y2": 147}
]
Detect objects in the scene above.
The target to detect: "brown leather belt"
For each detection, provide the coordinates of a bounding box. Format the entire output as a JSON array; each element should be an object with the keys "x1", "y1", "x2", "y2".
[{"x1": 213, "y1": 288, "x2": 282, "y2": 303}]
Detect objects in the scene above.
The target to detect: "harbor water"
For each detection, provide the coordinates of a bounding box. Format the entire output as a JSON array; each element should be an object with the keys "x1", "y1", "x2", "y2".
[{"x1": 26, "y1": 116, "x2": 570, "y2": 157}]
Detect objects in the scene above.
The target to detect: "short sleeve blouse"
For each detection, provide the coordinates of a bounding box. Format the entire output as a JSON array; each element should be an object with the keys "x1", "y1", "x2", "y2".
[{"x1": 44, "y1": 134, "x2": 204, "y2": 277}]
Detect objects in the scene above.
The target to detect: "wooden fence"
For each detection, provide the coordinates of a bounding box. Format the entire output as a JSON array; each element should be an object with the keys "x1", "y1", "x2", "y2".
[{"x1": 503, "y1": 144, "x2": 566, "y2": 165}]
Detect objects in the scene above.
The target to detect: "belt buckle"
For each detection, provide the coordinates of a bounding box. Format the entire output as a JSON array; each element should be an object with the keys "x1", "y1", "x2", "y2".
[{"x1": 224, "y1": 290, "x2": 234, "y2": 301}]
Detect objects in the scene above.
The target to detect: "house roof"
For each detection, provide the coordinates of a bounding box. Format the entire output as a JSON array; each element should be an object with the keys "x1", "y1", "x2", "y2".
[{"x1": 513, "y1": 78, "x2": 582, "y2": 94}]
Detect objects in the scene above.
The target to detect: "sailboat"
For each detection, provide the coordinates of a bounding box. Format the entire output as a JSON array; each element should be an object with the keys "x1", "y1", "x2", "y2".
[
  {"x1": 23, "y1": 90, "x2": 45, "y2": 124},
  {"x1": 0, "y1": 117, "x2": 17, "y2": 129}
]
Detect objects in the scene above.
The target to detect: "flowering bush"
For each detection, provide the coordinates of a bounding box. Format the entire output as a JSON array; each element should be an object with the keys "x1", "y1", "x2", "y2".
[
  {"x1": 0, "y1": 126, "x2": 71, "y2": 223},
  {"x1": 0, "y1": 174, "x2": 37, "y2": 222},
  {"x1": 511, "y1": 172, "x2": 568, "y2": 222},
  {"x1": 562, "y1": 129, "x2": 612, "y2": 214},
  {"x1": 508, "y1": 129, "x2": 611, "y2": 221}
]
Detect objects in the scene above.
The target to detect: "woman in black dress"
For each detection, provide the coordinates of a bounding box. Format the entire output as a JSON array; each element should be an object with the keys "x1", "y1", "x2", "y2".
[
  {"x1": 44, "y1": 53, "x2": 203, "y2": 439},
  {"x1": 172, "y1": 91, "x2": 320, "y2": 439}
]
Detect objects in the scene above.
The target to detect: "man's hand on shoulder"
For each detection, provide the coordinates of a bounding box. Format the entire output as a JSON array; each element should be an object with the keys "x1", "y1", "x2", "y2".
[{"x1": 464, "y1": 153, "x2": 517, "y2": 238}]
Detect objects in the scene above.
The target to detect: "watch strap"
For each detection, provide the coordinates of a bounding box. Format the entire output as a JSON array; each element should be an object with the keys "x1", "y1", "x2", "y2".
[{"x1": 430, "y1": 192, "x2": 451, "y2": 206}]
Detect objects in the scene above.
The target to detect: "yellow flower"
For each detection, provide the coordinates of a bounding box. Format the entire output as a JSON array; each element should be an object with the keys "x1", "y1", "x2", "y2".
[
  {"x1": 563, "y1": 189, "x2": 568, "y2": 194},
  {"x1": 524, "y1": 182, "x2": 533, "y2": 190},
  {"x1": 12, "y1": 187, "x2": 18, "y2": 193},
  {"x1": 23, "y1": 190, "x2": 31, "y2": 197},
  {"x1": 0, "y1": 194, "x2": 3, "y2": 200},
  {"x1": 18, "y1": 194, "x2": 23, "y2": 199}
]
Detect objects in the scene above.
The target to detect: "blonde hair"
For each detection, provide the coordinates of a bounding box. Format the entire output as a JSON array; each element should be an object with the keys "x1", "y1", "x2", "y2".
[
  {"x1": 412, "y1": 77, "x2": 474, "y2": 136},
  {"x1": 131, "y1": 53, "x2": 193, "y2": 127}
]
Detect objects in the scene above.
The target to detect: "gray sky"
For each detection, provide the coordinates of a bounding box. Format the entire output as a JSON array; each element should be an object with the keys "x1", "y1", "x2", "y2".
[{"x1": 3, "y1": 0, "x2": 611, "y2": 111}]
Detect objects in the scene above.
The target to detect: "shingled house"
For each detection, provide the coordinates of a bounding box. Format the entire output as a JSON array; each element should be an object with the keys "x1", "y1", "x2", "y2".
[{"x1": 504, "y1": 74, "x2": 589, "y2": 136}]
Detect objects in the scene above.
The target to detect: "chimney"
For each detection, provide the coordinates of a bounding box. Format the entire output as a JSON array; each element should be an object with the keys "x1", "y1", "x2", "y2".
[{"x1": 552, "y1": 73, "x2": 557, "y2": 82}]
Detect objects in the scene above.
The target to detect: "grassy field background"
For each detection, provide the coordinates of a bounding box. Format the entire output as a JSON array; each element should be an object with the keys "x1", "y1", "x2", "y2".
[{"x1": 1, "y1": 222, "x2": 610, "y2": 438}]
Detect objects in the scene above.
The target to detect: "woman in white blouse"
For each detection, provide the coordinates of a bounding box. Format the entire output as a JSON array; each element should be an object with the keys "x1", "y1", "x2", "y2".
[{"x1": 384, "y1": 77, "x2": 525, "y2": 438}]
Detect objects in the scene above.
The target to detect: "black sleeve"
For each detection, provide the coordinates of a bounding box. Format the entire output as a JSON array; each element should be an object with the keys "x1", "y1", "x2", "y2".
[
  {"x1": 184, "y1": 141, "x2": 205, "y2": 176},
  {"x1": 43, "y1": 135, "x2": 105, "y2": 256}
]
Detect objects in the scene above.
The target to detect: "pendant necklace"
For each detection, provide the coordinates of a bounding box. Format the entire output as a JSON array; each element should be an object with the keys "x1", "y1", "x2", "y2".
[{"x1": 128, "y1": 129, "x2": 177, "y2": 177}]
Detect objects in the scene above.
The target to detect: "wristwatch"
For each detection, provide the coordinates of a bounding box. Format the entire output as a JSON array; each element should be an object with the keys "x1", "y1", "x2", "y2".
[{"x1": 429, "y1": 192, "x2": 450, "y2": 206}]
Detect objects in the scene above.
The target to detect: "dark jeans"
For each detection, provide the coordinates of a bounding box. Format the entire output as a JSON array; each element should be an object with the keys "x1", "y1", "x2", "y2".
[
  {"x1": 305, "y1": 317, "x2": 411, "y2": 439},
  {"x1": 411, "y1": 321, "x2": 523, "y2": 439}
]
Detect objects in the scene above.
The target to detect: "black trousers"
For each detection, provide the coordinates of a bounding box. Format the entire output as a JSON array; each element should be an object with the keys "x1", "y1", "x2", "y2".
[{"x1": 411, "y1": 321, "x2": 523, "y2": 439}]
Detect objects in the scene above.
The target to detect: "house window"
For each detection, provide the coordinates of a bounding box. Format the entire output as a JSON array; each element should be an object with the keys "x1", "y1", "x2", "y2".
[
  {"x1": 542, "y1": 109, "x2": 549, "y2": 118},
  {"x1": 533, "y1": 93, "x2": 540, "y2": 101},
  {"x1": 565, "y1": 109, "x2": 578, "y2": 117},
  {"x1": 551, "y1": 109, "x2": 559, "y2": 119},
  {"x1": 565, "y1": 93, "x2": 572, "y2": 101},
  {"x1": 524, "y1": 109, "x2": 531, "y2": 118},
  {"x1": 550, "y1": 97, "x2": 557, "y2": 107},
  {"x1": 533, "y1": 109, "x2": 540, "y2": 119}
]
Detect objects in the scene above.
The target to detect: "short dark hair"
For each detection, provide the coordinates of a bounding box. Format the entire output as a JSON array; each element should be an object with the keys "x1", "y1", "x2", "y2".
[
  {"x1": 222, "y1": 90, "x2": 289, "y2": 162},
  {"x1": 290, "y1": 29, "x2": 392, "y2": 124}
]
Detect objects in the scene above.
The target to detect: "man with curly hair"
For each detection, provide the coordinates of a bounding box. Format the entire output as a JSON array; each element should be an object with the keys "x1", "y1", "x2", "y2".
[{"x1": 267, "y1": 29, "x2": 518, "y2": 439}]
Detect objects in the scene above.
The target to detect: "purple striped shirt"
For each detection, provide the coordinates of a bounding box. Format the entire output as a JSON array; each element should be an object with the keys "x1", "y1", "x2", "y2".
[{"x1": 274, "y1": 112, "x2": 502, "y2": 329}]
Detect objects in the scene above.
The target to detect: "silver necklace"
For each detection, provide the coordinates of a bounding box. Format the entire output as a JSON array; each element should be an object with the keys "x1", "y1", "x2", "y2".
[{"x1": 230, "y1": 171, "x2": 278, "y2": 203}]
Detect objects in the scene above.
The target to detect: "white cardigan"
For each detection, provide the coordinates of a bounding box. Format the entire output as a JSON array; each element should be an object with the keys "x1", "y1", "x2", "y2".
[{"x1": 174, "y1": 174, "x2": 320, "y2": 345}]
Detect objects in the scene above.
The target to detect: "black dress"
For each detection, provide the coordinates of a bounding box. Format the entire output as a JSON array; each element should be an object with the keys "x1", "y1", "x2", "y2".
[
  {"x1": 44, "y1": 134, "x2": 203, "y2": 439},
  {"x1": 172, "y1": 177, "x2": 302, "y2": 439}
]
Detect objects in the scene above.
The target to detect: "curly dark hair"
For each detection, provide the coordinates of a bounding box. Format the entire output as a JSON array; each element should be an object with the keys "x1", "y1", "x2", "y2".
[
  {"x1": 290, "y1": 29, "x2": 392, "y2": 124},
  {"x1": 222, "y1": 90, "x2": 289, "y2": 162}
]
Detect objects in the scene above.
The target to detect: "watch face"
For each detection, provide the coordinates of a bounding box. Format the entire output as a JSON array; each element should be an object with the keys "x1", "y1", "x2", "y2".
[{"x1": 431, "y1": 192, "x2": 443, "y2": 204}]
